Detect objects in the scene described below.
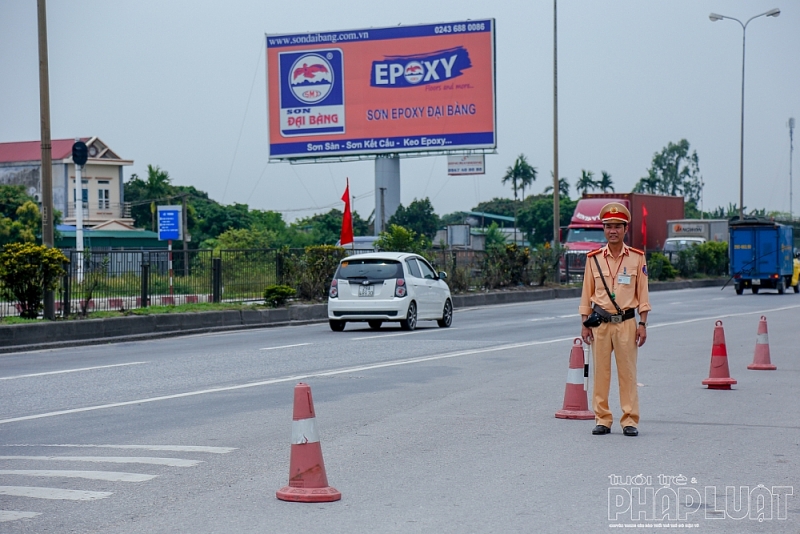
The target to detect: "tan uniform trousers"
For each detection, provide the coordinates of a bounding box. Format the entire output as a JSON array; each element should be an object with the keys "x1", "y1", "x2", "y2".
[{"x1": 591, "y1": 318, "x2": 639, "y2": 429}]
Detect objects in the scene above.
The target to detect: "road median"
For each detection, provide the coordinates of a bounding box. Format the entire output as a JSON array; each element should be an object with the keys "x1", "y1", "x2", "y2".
[{"x1": 0, "y1": 278, "x2": 726, "y2": 354}]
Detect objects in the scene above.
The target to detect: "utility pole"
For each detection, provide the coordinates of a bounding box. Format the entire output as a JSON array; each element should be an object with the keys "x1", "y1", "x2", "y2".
[
  {"x1": 790, "y1": 117, "x2": 795, "y2": 221},
  {"x1": 379, "y1": 187, "x2": 387, "y2": 233},
  {"x1": 552, "y1": 0, "x2": 560, "y2": 247},
  {"x1": 37, "y1": 0, "x2": 55, "y2": 320},
  {"x1": 181, "y1": 194, "x2": 189, "y2": 276}
]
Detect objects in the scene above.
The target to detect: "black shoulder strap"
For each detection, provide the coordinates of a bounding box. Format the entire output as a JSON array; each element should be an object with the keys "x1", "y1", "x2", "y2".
[{"x1": 593, "y1": 254, "x2": 624, "y2": 315}]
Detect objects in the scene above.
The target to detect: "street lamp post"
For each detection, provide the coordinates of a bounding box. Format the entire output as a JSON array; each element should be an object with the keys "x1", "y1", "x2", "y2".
[{"x1": 709, "y1": 8, "x2": 780, "y2": 221}]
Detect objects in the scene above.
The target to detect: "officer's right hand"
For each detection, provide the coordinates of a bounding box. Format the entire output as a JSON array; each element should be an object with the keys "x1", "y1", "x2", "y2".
[{"x1": 581, "y1": 326, "x2": 594, "y2": 345}]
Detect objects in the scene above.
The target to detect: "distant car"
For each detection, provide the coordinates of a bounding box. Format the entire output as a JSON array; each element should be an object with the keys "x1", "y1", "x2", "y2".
[
  {"x1": 663, "y1": 237, "x2": 705, "y2": 263},
  {"x1": 327, "y1": 252, "x2": 452, "y2": 331}
]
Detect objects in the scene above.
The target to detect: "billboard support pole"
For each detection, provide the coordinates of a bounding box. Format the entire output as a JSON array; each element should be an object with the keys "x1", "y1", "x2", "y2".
[
  {"x1": 553, "y1": 0, "x2": 561, "y2": 249},
  {"x1": 375, "y1": 156, "x2": 400, "y2": 235}
]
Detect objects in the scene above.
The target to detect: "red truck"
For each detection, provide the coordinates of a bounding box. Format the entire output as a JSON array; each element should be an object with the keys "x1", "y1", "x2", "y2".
[{"x1": 561, "y1": 193, "x2": 684, "y2": 279}]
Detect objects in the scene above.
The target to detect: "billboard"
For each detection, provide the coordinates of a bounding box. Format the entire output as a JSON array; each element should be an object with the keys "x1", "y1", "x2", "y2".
[
  {"x1": 447, "y1": 154, "x2": 485, "y2": 175},
  {"x1": 266, "y1": 19, "x2": 496, "y2": 160}
]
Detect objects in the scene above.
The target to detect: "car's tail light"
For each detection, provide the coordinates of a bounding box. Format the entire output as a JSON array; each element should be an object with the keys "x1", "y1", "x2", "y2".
[
  {"x1": 329, "y1": 279, "x2": 338, "y2": 298},
  {"x1": 771, "y1": 274, "x2": 779, "y2": 279},
  {"x1": 395, "y1": 278, "x2": 406, "y2": 297}
]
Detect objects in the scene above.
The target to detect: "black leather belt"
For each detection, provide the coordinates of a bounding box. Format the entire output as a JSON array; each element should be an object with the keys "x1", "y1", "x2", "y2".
[{"x1": 592, "y1": 304, "x2": 636, "y2": 324}]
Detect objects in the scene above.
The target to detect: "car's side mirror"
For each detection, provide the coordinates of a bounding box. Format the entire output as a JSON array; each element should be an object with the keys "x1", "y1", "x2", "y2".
[{"x1": 438, "y1": 271, "x2": 448, "y2": 280}]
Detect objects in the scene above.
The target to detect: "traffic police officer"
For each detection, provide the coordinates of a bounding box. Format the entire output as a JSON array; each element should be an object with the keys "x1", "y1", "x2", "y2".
[{"x1": 579, "y1": 202, "x2": 651, "y2": 437}]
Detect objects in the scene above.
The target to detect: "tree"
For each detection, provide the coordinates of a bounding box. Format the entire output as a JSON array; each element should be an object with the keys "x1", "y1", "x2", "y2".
[
  {"x1": 472, "y1": 198, "x2": 518, "y2": 220},
  {"x1": 501, "y1": 154, "x2": 537, "y2": 202},
  {"x1": 290, "y1": 208, "x2": 370, "y2": 246},
  {"x1": 575, "y1": 170, "x2": 597, "y2": 196},
  {"x1": 518, "y1": 196, "x2": 577, "y2": 245},
  {"x1": 0, "y1": 243, "x2": 67, "y2": 319},
  {"x1": 544, "y1": 177, "x2": 571, "y2": 198},
  {"x1": 200, "y1": 227, "x2": 278, "y2": 251},
  {"x1": 598, "y1": 171, "x2": 614, "y2": 193},
  {"x1": 0, "y1": 185, "x2": 44, "y2": 246},
  {"x1": 374, "y1": 224, "x2": 430, "y2": 255},
  {"x1": 633, "y1": 139, "x2": 703, "y2": 204},
  {"x1": 387, "y1": 197, "x2": 440, "y2": 239}
]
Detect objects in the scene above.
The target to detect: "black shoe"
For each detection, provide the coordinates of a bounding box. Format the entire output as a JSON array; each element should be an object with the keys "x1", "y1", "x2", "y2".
[
  {"x1": 592, "y1": 425, "x2": 611, "y2": 435},
  {"x1": 623, "y1": 426, "x2": 639, "y2": 437}
]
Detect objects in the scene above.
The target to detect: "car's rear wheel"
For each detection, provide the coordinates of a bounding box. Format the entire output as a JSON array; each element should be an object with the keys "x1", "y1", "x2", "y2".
[
  {"x1": 400, "y1": 301, "x2": 417, "y2": 331},
  {"x1": 329, "y1": 320, "x2": 346, "y2": 332},
  {"x1": 437, "y1": 299, "x2": 453, "y2": 328},
  {"x1": 752, "y1": 286, "x2": 759, "y2": 294},
  {"x1": 368, "y1": 320, "x2": 383, "y2": 330}
]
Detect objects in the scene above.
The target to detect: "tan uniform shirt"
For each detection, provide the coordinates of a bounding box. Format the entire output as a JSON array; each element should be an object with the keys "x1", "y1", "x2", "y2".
[{"x1": 579, "y1": 244, "x2": 651, "y2": 316}]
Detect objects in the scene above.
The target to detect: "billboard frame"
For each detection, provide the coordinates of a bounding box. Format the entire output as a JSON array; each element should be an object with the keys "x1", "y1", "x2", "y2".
[{"x1": 265, "y1": 19, "x2": 496, "y2": 162}]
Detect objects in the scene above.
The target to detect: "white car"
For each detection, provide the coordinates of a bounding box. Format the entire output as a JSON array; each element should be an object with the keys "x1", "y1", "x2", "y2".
[{"x1": 327, "y1": 252, "x2": 453, "y2": 331}]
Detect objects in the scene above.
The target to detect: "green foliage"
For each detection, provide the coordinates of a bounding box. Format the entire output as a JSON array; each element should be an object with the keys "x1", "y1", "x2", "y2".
[
  {"x1": 472, "y1": 197, "x2": 518, "y2": 220},
  {"x1": 77, "y1": 253, "x2": 111, "y2": 317},
  {"x1": 291, "y1": 208, "x2": 369, "y2": 246},
  {"x1": 439, "y1": 211, "x2": 469, "y2": 226},
  {"x1": 263, "y1": 284, "x2": 296, "y2": 307},
  {"x1": 387, "y1": 197, "x2": 440, "y2": 239},
  {"x1": 374, "y1": 224, "x2": 430, "y2": 255},
  {"x1": 598, "y1": 171, "x2": 615, "y2": 193},
  {"x1": 0, "y1": 186, "x2": 46, "y2": 246},
  {"x1": 633, "y1": 139, "x2": 703, "y2": 204},
  {"x1": 201, "y1": 227, "x2": 278, "y2": 251},
  {"x1": 483, "y1": 222, "x2": 507, "y2": 249},
  {"x1": 529, "y1": 243, "x2": 564, "y2": 286},
  {"x1": 575, "y1": 170, "x2": 597, "y2": 196},
  {"x1": 646, "y1": 252, "x2": 677, "y2": 281},
  {"x1": 501, "y1": 154, "x2": 538, "y2": 201},
  {"x1": 0, "y1": 243, "x2": 68, "y2": 318},
  {"x1": 543, "y1": 177, "x2": 571, "y2": 198},
  {"x1": 481, "y1": 244, "x2": 531, "y2": 289},
  {"x1": 691, "y1": 241, "x2": 729, "y2": 275},
  {"x1": 283, "y1": 245, "x2": 346, "y2": 300},
  {"x1": 518, "y1": 196, "x2": 577, "y2": 245}
]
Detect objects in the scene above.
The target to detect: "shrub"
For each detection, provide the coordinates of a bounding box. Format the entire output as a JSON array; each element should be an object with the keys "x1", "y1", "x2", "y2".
[
  {"x1": 374, "y1": 224, "x2": 430, "y2": 255},
  {"x1": 283, "y1": 245, "x2": 346, "y2": 300},
  {"x1": 481, "y1": 244, "x2": 531, "y2": 289},
  {"x1": 264, "y1": 284, "x2": 296, "y2": 307},
  {"x1": 693, "y1": 241, "x2": 728, "y2": 275},
  {"x1": 530, "y1": 243, "x2": 564, "y2": 286},
  {"x1": 646, "y1": 252, "x2": 677, "y2": 281},
  {"x1": 0, "y1": 243, "x2": 68, "y2": 319}
]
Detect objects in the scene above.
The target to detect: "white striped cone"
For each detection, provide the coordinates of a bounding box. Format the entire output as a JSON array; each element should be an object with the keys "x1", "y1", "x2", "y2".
[
  {"x1": 748, "y1": 316, "x2": 776, "y2": 370},
  {"x1": 276, "y1": 383, "x2": 341, "y2": 503},
  {"x1": 555, "y1": 338, "x2": 594, "y2": 420}
]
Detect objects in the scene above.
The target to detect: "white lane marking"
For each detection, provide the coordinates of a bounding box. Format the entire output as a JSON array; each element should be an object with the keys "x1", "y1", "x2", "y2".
[
  {"x1": 558, "y1": 314, "x2": 579, "y2": 318},
  {"x1": 648, "y1": 304, "x2": 800, "y2": 330},
  {"x1": 0, "y1": 456, "x2": 200, "y2": 467},
  {"x1": 668, "y1": 302, "x2": 683, "y2": 305},
  {"x1": 0, "y1": 470, "x2": 156, "y2": 482},
  {"x1": 351, "y1": 328, "x2": 459, "y2": 341},
  {"x1": 0, "y1": 362, "x2": 147, "y2": 381},
  {"x1": 4, "y1": 444, "x2": 236, "y2": 454},
  {"x1": 0, "y1": 336, "x2": 574, "y2": 426},
  {"x1": 711, "y1": 297, "x2": 725, "y2": 301},
  {"x1": 0, "y1": 486, "x2": 112, "y2": 500},
  {"x1": 528, "y1": 317, "x2": 555, "y2": 322},
  {"x1": 0, "y1": 511, "x2": 41, "y2": 522},
  {"x1": 259, "y1": 343, "x2": 311, "y2": 351}
]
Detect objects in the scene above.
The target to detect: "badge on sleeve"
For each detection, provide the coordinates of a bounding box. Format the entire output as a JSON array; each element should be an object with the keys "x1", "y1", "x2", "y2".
[{"x1": 642, "y1": 265, "x2": 648, "y2": 277}]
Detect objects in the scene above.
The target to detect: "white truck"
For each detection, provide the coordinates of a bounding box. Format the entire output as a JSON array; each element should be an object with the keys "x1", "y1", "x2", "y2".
[{"x1": 666, "y1": 219, "x2": 729, "y2": 243}]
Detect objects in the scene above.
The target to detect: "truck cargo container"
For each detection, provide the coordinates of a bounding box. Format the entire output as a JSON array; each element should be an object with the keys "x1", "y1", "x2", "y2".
[
  {"x1": 666, "y1": 219, "x2": 729, "y2": 242},
  {"x1": 561, "y1": 193, "x2": 684, "y2": 280},
  {"x1": 729, "y1": 219, "x2": 796, "y2": 295}
]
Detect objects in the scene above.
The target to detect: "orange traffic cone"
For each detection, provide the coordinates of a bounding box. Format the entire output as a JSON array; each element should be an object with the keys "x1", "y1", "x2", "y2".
[
  {"x1": 702, "y1": 320, "x2": 738, "y2": 390},
  {"x1": 748, "y1": 316, "x2": 777, "y2": 370},
  {"x1": 555, "y1": 338, "x2": 594, "y2": 420},
  {"x1": 276, "y1": 383, "x2": 341, "y2": 502}
]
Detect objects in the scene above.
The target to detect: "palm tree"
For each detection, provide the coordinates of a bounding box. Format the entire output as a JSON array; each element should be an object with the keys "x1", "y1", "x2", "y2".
[
  {"x1": 575, "y1": 170, "x2": 597, "y2": 197},
  {"x1": 544, "y1": 176, "x2": 571, "y2": 197},
  {"x1": 501, "y1": 154, "x2": 537, "y2": 244},
  {"x1": 598, "y1": 171, "x2": 614, "y2": 192},
  {"x1": 501, "y1": 154, "x2": 538, "y2": 203}
]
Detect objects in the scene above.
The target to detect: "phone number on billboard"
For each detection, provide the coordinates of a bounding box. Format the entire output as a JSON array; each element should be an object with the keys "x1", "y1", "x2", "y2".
[{"x1": 434, "y1": 22, "x2": 486, "y2": 34}]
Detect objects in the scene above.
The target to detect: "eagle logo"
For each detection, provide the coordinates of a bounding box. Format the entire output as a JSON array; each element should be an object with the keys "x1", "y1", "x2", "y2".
[{"x1": 289, "y1": 53, "x2": 334, "y2": 104}]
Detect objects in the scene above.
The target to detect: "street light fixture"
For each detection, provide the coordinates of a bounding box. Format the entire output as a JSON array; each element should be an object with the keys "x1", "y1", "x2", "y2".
[{"x1": 709, "y1": 8, "x2": 780, "y2": 221}]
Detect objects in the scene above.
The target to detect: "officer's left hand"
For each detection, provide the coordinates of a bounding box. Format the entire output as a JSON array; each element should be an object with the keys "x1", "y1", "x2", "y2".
[{"x1": 636, "y1": 325, "x2": 647, "y2": 347}]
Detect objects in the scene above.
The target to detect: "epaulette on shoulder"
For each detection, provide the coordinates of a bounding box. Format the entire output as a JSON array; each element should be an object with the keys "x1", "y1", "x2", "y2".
[
  {"x1": 629, "y1": 247, "x2": 645, "y2": 255},
  {"x1": 587, "y1": 249, "x2": 603, "y2": 257}
]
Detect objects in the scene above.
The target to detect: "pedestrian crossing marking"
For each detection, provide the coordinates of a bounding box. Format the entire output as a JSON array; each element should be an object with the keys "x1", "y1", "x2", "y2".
[
  {"x1": 0, "y1": 486, "x2": 112, "y2": 501},
  {"x1": 0, "y1": 470, "x2": 155, "y2": 482},
  {"x1": 0, "y1": 511, "x2": 41, "y2": 522},
  {"x1": 0, "y1": 456, "x2": 201, "y2": 467},
  {"x1": 5, "y1": 444, "x2": 237, "y2": 454}
]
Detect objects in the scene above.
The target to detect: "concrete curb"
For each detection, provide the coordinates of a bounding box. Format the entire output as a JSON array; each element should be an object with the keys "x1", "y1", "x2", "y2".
[{"x1": 0, "y1": 278, "x2": 727, "y2": 354}]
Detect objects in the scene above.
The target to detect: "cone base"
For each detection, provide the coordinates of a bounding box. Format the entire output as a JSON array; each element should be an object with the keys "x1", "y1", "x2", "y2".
[
  {"x1": 276, "y1": 485, "x2": 341, "y2": 503},
  {"x1": 747, "y1": 363, "x2": 777, "y2": 370},
  {"x1": 555, "y1": 409, "x2": 594, "y2": 420},
  {"x1": 702, "y1": 377, "x2": 737, "y2": 389}
]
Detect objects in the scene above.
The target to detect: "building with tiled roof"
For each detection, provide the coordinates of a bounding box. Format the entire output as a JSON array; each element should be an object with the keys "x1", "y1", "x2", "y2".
[{"x1": 0, "y1": 137, "x2": 134, "y2": 228}]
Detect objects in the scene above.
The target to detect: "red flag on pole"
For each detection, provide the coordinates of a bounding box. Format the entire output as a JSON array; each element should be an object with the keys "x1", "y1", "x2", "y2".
[
  {"x1": 340, "y1": 178, "x2": 354, "y2": 246},
  {"x1": 641, "y1": 204, "x2": 648, "y2": 252}
]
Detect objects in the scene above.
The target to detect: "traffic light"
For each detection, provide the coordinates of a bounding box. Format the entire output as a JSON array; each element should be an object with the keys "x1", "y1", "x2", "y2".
[{"x1": 72, "y1": 141, "x2": 88, "y2": 166}]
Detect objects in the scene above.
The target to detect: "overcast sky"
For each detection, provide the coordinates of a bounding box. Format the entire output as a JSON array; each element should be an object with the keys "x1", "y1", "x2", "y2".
[{"x1": 1, "y1": 1, "x2": 798, "y2": 222}]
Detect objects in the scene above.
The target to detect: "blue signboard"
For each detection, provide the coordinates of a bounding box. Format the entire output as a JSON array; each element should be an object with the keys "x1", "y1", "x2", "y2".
[{"x1": 157, "y1": 205, "x2": 182, "y2": 241}]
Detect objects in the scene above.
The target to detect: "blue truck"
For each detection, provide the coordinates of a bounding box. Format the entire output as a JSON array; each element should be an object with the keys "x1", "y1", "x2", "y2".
[{"x1": 729, "y1": 219, "x2": 797, "y2": 295}]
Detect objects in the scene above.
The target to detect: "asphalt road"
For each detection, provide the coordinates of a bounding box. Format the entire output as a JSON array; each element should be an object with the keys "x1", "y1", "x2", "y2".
[{"x1": 1, "y1": 286, "x2": 799, "y2": 533}]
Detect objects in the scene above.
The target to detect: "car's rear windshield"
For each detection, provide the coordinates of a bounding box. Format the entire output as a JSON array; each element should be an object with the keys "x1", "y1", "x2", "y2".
[{"x1": 335, "y1": 259, "x2": 403, "y2": 281}]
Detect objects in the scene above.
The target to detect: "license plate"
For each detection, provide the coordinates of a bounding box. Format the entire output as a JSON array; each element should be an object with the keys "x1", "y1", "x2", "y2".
[
  {"x1": 752, "y1": 279, "x2": 761, "y2": 285},
  {"x1": 358, "y1": 285, "x2": 374, "y2": 297}
]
